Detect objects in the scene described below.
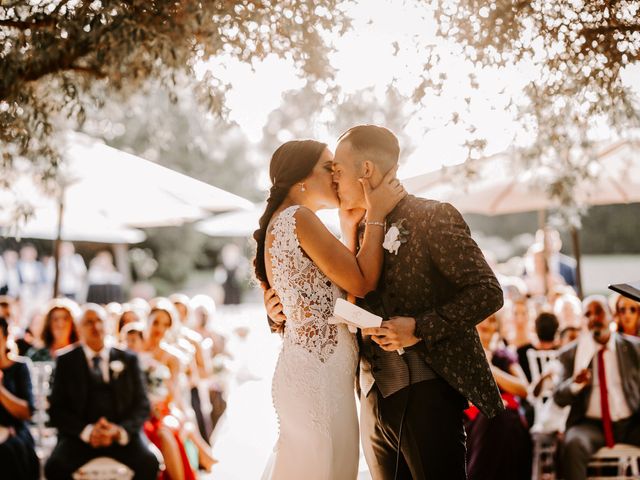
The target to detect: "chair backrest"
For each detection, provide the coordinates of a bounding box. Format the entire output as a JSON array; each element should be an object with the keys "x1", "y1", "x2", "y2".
[
  {"x1": 26, "y1": 359, "x2": 56, "y2": 449},
  {"x1": 527, "y1": 348, "x2": 561, "y2": 428},
  {"x1": 72, "y1": 457, "x2": 134, "y2": 480},
  {"x1": 527, "y1": 348, "x2": 559, "y2": 384}
]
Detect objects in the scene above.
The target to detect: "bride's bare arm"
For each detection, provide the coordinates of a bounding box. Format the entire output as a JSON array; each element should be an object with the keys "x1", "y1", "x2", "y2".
[{"x1": 295, "y1": 173, "x2": 405, "y2": 298}]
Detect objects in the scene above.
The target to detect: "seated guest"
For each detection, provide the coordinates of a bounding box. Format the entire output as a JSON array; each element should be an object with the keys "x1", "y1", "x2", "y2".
[
  {"x1": 0, "y1": 317, "x2": 39, "y2": 479},
  {"x1": 554, "y1": 294, "x2": 584, "y2": 332},
  {"x1": 118, "y1": 304, "x2": 143, "y2": 336},
  {"x1": 191, "y1": 295, "x2": 228, "y2": 430},
  {"x1": 510, "y1": 297, "x2": 533, "y2": 350},
  {"x1": 612, "y1": 293, "x2": 640, "y2": 337},
  {"x1": 560, "y1": 325, "x2": 581, "y2": 346},
  {"x1": 121, "y1": 322, "x2": 146, "y2": 353},
  {"x1": 169, "y1": 294, "x2": 211, "y2": 442},
  {"x1": 1, "y1": 295, "x2": 33, "y2": 356},
  {"x1": 554, "y1": 295, "x2": 640, "y2": 480},
  {"x1": 466, "y1": 314, "x2": 532, "y2": 480},
  {"x1": 27, "y1": 298, "x2": 79, "y2": 362},
  {"x1": 123, "y1": 319, "x2": 196, "y2": 480},
  {"x1": 0, "y1": 296, "x2": 16, "y2": 326},
  {"x1": 142, "y1": 299, "x2": 216, "y2": 477},
  {"x1": 518, "y1": 312, "x2": 560, "y2": 382},
  {"x1": 44, "y1": 304, "x2": 159, "y2": 480}
]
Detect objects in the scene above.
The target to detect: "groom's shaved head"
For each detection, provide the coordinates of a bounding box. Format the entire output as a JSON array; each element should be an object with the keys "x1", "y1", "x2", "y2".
[{"x1": 337, "y1": 125, "x2": 400, "y2": 172}]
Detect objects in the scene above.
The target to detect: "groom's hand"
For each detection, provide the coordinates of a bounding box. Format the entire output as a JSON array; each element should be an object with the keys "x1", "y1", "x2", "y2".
[
  {"x1": 363, "y1": 316, "x2": 421, "y2": 352},
  {"x1": 262, "y1": 283, "x2": 287, "y2": 331}
]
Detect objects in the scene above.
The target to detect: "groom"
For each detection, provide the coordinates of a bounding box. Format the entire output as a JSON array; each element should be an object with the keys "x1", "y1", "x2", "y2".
[{"x1": 264, "y1": 125, "x2": 504, "y2": 479}]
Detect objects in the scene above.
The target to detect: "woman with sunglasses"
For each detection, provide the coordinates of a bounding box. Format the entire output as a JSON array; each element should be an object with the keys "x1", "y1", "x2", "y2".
[{"x1": 614, "y1": 294, "x2": 640, "y2": 337}]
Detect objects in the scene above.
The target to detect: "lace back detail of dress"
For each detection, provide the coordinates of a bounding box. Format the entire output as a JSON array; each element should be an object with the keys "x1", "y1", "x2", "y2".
[{"x1": 268, "y1": 206, "x2": 338, "y2": 363}]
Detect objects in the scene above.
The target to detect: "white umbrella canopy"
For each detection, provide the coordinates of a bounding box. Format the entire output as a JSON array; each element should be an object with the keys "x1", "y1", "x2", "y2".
[
  {"x1": 404, "y1": 140, "x2": 640, "y2": 298},
  {"x1": 62, "y1": 133, "x2": 253, "y2": 226},
  {"x1": 196, "y1": 203, "x2": 342, "y2": 238},
  {"x1": 2, "y1": 132, "x2": 253, "y2": 295},
  {"x1": 1, "y1": 133, "x2": 254, "y2": 237},
  {"x1": 0, "y1": 210, "x2": 146, "y2": 244},
  {"x1": 405, "y1": 140, "x2": 640, "y2": 214}
]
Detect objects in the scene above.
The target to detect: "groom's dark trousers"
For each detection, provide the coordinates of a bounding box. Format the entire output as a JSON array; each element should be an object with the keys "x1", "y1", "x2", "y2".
[
  {"x1": 358, "y1": 196, "x2": 505, "y2": 480},
  {"x1": 362, "y1": 378, "x2": 468, "y2": 480}
]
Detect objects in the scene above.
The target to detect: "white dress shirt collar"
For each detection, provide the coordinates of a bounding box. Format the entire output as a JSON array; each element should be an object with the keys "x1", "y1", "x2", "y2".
[{"x1": 574, "y1": 330, "x2": 617, "y2": 373}]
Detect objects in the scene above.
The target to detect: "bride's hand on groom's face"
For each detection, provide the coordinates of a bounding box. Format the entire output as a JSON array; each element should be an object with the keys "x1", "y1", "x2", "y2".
[
  {"x1": 362, "y1": 316, "x2": 421, "y2": 351},
  {"x1": 362, "y1": 165, "x2": 406, "y2": 221}
]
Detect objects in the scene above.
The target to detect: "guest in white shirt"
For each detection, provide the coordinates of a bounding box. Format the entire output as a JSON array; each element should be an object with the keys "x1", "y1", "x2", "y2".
[{"x1": 553, "y1": 295, "x2": 640, "y2": 480}]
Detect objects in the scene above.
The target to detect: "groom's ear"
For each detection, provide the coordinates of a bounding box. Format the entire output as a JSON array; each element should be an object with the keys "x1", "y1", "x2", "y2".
[{"x1": 361, "y1": 160, "x2": 375, "y2": 180}]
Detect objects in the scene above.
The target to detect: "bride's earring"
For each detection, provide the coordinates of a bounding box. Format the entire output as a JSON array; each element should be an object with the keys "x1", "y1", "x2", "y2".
[{"x1": 300, "y1": 183, "x2": 306, "y2": 192}]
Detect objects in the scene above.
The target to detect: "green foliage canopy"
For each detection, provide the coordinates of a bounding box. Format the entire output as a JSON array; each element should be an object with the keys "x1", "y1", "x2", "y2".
[
  {"x1": 0, "y1": 0, "x2": 348, "y2": 183},
  {"x1": 426, "y1": 0, "x2": 640, "y2": 213}
]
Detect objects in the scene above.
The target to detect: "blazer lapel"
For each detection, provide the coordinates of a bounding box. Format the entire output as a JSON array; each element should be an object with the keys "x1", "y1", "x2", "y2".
[
  {"x1": 73, "y1": 346, "x2": 90, "y2": 411},
  {"x1": 615, "y1": 335, "x2": 639, "y2": 410}
]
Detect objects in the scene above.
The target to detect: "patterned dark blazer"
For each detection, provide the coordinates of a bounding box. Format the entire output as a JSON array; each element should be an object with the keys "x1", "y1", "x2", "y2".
[{"x1": 359, "y1": 195, "x2": 505, "y2": 418}]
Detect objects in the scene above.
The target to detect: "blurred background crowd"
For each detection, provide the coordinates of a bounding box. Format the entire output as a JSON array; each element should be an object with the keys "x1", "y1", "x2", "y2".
[{"x1": 0, "y1": 224, "x2": 638, "y2": 479}]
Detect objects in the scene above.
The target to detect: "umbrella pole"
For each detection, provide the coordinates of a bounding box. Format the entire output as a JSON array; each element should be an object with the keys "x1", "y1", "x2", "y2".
[
  {"x1": 538, "y1": 210, "x2": 550, "y2": 297},
  {"x1": 570, "y1": 226, "x2": 583, "y2": 299},
  {"x1": 53, "y1": 196, "x2": 64, "y2": 298}
]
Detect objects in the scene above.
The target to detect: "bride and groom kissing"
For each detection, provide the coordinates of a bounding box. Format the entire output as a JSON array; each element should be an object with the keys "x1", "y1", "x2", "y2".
[{"x1": 256, "y1": 125, "x2": 505, "y2": 480}]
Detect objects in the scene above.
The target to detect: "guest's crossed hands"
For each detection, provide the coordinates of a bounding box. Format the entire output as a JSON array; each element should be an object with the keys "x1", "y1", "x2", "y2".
[{"x1": 90, "y1": 417, "x2": 120, "y2": 448}]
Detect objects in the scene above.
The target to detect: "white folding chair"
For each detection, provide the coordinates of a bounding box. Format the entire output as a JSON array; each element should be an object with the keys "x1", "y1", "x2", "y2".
[
  {"x1": 527, "y1": 349, "x2": 560, "y2": 480},
  {"x1": 72, "y1": 457, "x2": 134, "y2": 480},
  {"x1": 587, "y1": 443, "x2": 640, "y2": 479},
  {"x1": 26, "y1": 359, "x2": 57, "y2": 459}
]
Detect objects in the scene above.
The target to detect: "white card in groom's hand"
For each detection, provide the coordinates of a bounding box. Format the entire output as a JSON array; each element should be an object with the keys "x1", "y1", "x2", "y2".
[{"x1": 330, "y1": 298, "x2": 382, "y2": 333}]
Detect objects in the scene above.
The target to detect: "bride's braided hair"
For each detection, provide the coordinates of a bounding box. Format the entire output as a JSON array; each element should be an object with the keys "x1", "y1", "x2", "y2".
[{"x1": 253, "y1": 140, "x2": 327, "y2": 287}]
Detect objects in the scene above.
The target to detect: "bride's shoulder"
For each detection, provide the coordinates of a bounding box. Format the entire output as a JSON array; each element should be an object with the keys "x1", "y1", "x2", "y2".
[
  {"x1": 273, "y1": 205, "x2": 318, "y2": 228},
  {"x1": 270, "y1": 206, "x2": 327, "y2": 242},
  {"x1": 291, "y1": 206, "x2": 323, "y2": 230}
]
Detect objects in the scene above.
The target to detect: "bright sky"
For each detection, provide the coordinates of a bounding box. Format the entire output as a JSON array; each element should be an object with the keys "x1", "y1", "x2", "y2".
[{"x1": 197, "y1": 0, "x2": 640, "y2": 184}]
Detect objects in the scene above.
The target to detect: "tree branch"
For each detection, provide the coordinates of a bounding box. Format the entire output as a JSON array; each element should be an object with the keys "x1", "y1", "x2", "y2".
[
  {"x1": 69, "y1": 65, "x2": 106, "y2": 78},
  {"x1": 51, "y1": 0, "x2": 71, "y2": 17},
  {"x1": 584, "y1": 23, "x2": 640, "y2": 34},
  {"x1": 0, "y1": 18, "x2": 56, "y2": 29}
]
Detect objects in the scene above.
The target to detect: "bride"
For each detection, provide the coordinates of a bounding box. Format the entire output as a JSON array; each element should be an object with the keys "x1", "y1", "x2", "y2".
[{"x1": 254, "y1": 139, "x2": 404, "y2": 479}]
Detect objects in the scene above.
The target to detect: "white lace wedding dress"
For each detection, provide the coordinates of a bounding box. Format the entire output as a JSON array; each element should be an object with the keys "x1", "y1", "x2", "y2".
[{"x1": 262, "y1": 206, "x2": 360, "y2": 480}]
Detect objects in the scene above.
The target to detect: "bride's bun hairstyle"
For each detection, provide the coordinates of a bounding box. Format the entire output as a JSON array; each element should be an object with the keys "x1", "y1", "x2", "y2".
[{"x1": 253, "y1": 140, "x2": 327, "y2": 287}]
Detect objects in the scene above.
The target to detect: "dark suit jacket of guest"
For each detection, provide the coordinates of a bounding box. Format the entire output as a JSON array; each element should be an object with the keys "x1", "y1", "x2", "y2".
[
  {"x1": 359, "y1": 195, "x2": 505, "y2": 418},
  {"x1": 48, "y1": 345, "x2": 150, "y2": 439},
  {"x1": 553, "y1": 333, "x2": 640, "y2": 430}
]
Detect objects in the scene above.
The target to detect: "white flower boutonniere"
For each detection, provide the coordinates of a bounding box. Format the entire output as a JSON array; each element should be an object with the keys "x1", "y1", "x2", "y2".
[
  {"x1": 382, "y1": 219, "x2": 409, "y2": 255},
  {"x1": 109, "y1": 360, "x2": 125, "y2": 379}
]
